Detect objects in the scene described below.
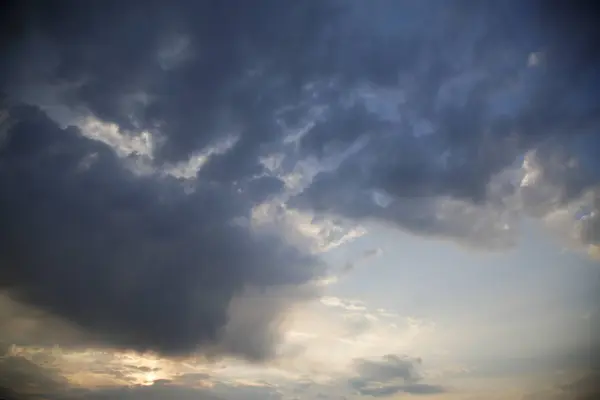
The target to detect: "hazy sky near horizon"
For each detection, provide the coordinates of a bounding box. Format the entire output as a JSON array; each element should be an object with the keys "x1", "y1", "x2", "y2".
[{"x1": 1, "y1": 1, "x2": 599, "y2": 399}]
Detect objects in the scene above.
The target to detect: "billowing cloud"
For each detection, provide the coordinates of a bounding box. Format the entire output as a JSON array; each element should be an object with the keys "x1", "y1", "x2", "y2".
[
  {"x1": 2, "y1": 1, "x2": 599, "y2": 255},
  {"x1": 0, "y1": 102, "x2": 323, "y2": 360},
  {"x1": 284, "y1": 2, "x2": 600, "y2": 253},
  {"x1": 0, "y1": 0, "x2": 599, "y2": 398}
]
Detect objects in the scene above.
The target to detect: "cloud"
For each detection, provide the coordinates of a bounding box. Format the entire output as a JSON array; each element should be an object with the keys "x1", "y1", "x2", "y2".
[
  {"x1": 319, "y1": 297, "x2": 366, "y2": 312},
  {"x1": 0, "y1": 292, "x2": 90, "y2": 350},
  {"x1": 78, "y1": 382, "x2": 222, "y2": 400},
  {"x1": 351, "y1": 355, "x2": 423, "y2": 385},
  {"x1": 522, "y1": 372, "x2": 600, "y2": 400},
  {"x1": 77, "y1": 379, "x2": 284, "y2": 400},
  {"x1": 2, "y1": 0, "x2": 345, "y2": 166},
  {"x1": 0, "y1": 387, "x2": 21, "y2": 400},
  {"x1": 60, "y1": 377, "x2": 279, "y2": 400},
  {"x1": 0, "y1": 1, "x2": 599, "y2": 397},
  {"x1": 281, "y1": 2, "x2": 600, "y2": 253},
  {"x1": 249, "y1": 200, "x2": 366, "y2": 255},
  {"x1": 0, "y1": 347, "x2": 291, "y2": 399},
  {"x1": 342, "y1": 247, "x2": 383, "y2": 273},
  {"x1": 0, "y1": 102, "x2": 323, "y2": 361},
  {"x1": 3, "y1": 0, "x2": 600, "y2": 255},
  {"x1": 3, "y1": 343, "x2": 210, "y2": 390},
  {"x1": 0, "y1": 353, "x2": 71, "y2": 399},
  {"x1": 355, "y1": 383, "x2": 446, "y2": 397},
  {"x1": 348, "y1": 354, "x2": 446, "y2": 397}
]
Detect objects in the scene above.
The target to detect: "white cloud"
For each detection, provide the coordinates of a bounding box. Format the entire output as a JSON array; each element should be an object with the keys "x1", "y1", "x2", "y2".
[
  {"x1": 249, "y1": 200, "x2": 366, "y2": 254},
  {"x1": 163, "y1": 134, "x2": 239, "y2": 180},
  {"x1": 319, "y1": 297, "x2": 366, "y2": 311},
  {"x1": 77, "y1": 115, "x2": 155, "y2": 158}
]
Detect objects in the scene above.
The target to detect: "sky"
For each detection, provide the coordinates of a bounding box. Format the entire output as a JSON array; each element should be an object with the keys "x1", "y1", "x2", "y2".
[{"x1": 0, "y1": 1, "x2": 599, "y2": 399}]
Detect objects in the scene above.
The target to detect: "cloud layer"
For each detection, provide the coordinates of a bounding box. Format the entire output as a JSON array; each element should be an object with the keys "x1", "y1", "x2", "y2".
[
  {"x1": 0, "y1": 0, "x2": 599, "y2": 387},
  {"x1": 0, "y1": 102, "x2": 322, "y2": 360},
  {"x1": 349, "y1": 354, "x2": 446, "y2": 397},
  {"x1": 3, "y1": 1, "x2": 599, "y2": 251}
]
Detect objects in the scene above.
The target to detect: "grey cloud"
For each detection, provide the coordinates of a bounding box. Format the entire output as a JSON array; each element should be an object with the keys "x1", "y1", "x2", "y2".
[
  {"x1": 3, "y1": 0, "x2": 599, "y2": 255},
  {"x1": 0, "y1": 354, "x2": 70, "y2": 399},
  {"x1": 0, "y1": 0, "x2": 598, "y2": 381},
  {"x1": 70, "y1": 381, "x2": 225, "y2": 400},
  {"x1": 558, "y1": 373, "x2": 600, "y2": 397},
  {"x1": 342, "y1": 314, "x2": 374, "y2": 337},
  {"x1": 341, "y1": 248, "x2": 383, "y2": 274},
  {"x1": 362, "y1": 248, "x2": 383, "y2": 258},
  {"x1": 0, "y1": 292, "x2": 92, "y2": 350},
  {"x1": 76, "y1": 379, "x2": 284, "y2": 400},
  {"x1": 212, "y1": 285, "x2": 319, "y2": 361},
  {"x1": 1, "y1": 0, "x2": 345, "y2": 169},
  {"x1": 287, "y1": 378, "x2": 349, "y2": 400},
  {"x1": 0, "y1": 387, "x2": 21, "y2": 400},
  {"x1": 1, "y1": 1, "x2": 597, "y2": 399},
  {"x1": 349, "y1": 354, "x2": 446, "y2": 397},
  {"x1": 578, "y1": 198, "x2": 600, "y2": 248},
  {"x1": 353, "y1": 355, "x2": 422, "y2": 384},
  {"x1": 286, "y1": 2, "x2": 600, "y2": 250},
  {"x1": 170, "y1": 373, "x2": 212, "y2": 386},
  {"x1": 356, "y1": 383, "x2": 445, "y2": 397},
  {"x1": 522, "y1": 372, "x2": 600, "y2": 400},
  {"x1": 0, "y1": 103, "x2": 322, "y2": 360},
  {"x1": 398, "y1": 383, "x2": 446, "y2": 395}
]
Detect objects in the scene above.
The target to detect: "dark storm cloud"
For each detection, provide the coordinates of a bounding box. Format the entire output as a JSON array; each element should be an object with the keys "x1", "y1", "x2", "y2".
[
  {"x1": 0, "y1": 103, "x2": 322, "y2": 359},
  {"x1": 1, "y1": 0, "x2": 344, "y2": 168},
  {"x1": 3, "y1": 0, "x2": 600, "y2": 253},
  {"x1": 1, "y1": 0, "x2": 599, "y2": 369},
  {"x1": 287, "y1": 1, "x2": 600, "y2": 248},
  {"x1": 1, "y1": 0, "x2": 359, "y2": 365},
  {"x1": 0, "y1": 354, "x2": 70, "y2": 399},
  {"x1": 348, "y1": 354, "x2": 446, "y2": 397}
]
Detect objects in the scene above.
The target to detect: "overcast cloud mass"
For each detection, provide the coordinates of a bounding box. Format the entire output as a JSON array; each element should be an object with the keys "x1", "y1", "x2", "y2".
[{"x1": 0, "y1": 0, "x2": 599, "y2": 399}]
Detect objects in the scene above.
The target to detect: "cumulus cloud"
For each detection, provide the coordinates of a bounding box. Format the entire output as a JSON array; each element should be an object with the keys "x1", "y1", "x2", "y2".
[
  {"x1": 0, "y1": 0, "x2": 599, "y2": 397},
  {"x1": 3, "y1": 0, "x2": 599, "y2": 256},
  {"x1": 285, "y1": 2, "x2": 600, "y2": 253},
  {"x1": 0, "y1": 352, "x2": 71, "y2": 399},
  {"x1": 0, "y1": 103, "x2": 322, "y2": 360}
]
